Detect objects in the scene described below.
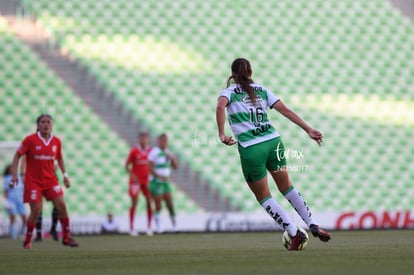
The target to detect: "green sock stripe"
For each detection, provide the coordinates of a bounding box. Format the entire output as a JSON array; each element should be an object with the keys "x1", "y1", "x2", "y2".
[
  {"x1": 282, "y1": 186, "x2": 294, "y2": 196},
  {"x1": 259, "y1": 195, "x2": 272, "y2": 205}
]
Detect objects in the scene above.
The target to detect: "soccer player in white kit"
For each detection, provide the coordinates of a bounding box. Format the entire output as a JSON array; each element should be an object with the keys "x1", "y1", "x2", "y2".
[
  {"x1": 148, "y1": 133, "x2": 178, "y2": 233},
  {"x1": 216, "y1": 58, "x2": 331, "y2": 250}
]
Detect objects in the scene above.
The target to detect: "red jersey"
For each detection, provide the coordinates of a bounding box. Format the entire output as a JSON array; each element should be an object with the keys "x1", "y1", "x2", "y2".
[
  {"x1": 17, "y1": 132, "x2": 62, "y2": 188},
  {"x1": 126, "y1": 145, "x2": 151, "y2": 185}
]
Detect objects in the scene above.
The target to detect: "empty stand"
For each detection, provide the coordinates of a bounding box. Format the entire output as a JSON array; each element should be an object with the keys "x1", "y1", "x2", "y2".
[
  {"x1": 7, "y1": 0, "x2": 414, "y2": 212},
  {"x1": 0, "y1": 24, "x2": 201, "y2": 216}
]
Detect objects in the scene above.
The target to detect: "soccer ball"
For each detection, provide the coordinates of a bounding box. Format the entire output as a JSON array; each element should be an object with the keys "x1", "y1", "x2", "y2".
[{"x1": 282, "y1": 227, "x2": 309, "y2": 250}]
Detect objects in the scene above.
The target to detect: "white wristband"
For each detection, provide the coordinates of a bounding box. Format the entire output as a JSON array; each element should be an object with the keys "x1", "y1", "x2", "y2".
[{"x1": 63, "y1": 172, "x2": 68, "y2": 178}]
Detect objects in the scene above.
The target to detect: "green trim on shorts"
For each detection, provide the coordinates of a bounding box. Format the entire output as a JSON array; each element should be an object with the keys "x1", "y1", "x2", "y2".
[
  {"x1": 238, "y1": 136, "x2": 287, "y2": 182},
  {"x1": 149, "y1": 178, "x2": 172, "y2": 196}
]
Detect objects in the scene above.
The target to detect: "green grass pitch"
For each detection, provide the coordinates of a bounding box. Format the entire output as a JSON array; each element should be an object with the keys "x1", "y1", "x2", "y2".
[{"x1": 1, "y1": 230, "x2": 413, "y2": 274}]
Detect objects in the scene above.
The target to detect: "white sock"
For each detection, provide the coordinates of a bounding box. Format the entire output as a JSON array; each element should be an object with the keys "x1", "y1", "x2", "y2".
[
  {"x1": 154, "y1": 213, "x2": 160, "y2": 228},
  {"x1": 154, "y1": 213, "x2": 163, "y2": 233},
  {"x1": 284, "y1": 186, "x2": 314, "y2": 226},
  {"x1": 261, "y1": 196, "x2": 297, "y2": 236},
  {"x1": 10, "y1": 223, "x2": 16, "y2": 239},
  {"x1": 170, "y1": 216, "x2": 176, "y2": 228},
  {"x1": 20, "y1": 224, "x2": 26, "y2": 236}
]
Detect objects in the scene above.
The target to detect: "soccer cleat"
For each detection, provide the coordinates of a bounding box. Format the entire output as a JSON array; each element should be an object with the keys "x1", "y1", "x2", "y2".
[
  {"x1": 155, "y1": 224, "x2": 164, "y2": 234},
  {"x1": 146, "y1": 229, "x2": 153, "y2": 236},
  {"x1": 129, "y1": 230, "x2": 139, "y2": 237},
  {"x1": 34, "y1": 235, "x2": 42, "y2": 242},
  {"x1": 50, "y1": 229, "x2": 59, "y2": 241},
  {"x1": 172, "y1": 225, "x2": 179, "y2": 234},
  {"x1": 310, "y1": 224, "x2": 331, "y2": 242},
  {"x1": 288, "y1": 230, "x2": 308, "y2": 251},
  {"x1": 23, "y1": 240, "x2": 32, "y2": 249},
  {"x1": 62, "y1": 238, "x2": 79, "y2": 247}
]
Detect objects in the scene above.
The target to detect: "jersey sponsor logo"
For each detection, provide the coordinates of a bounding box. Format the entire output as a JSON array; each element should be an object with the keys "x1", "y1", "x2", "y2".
[
  {"x1": 234, "y1": 86, "x2": 263, "y2": 94},
  {"x1": 53, "y1": 185, "x2": 62, "y2": 193},
  {"x1": 135, "y1": 152, "x2": 149, "y2": 162},
  {"x1": 132, "y1": 148, "x2": 150, "y2": 165},
  {"x1": 242, "y1": 95, "x2": 264, "y2": 108},
  {"x1": 251, "y1": 123, "x2": 271, "y2": 136},
  {"x1": 34, "y1": 155, "x2": 55, "y2": 160}
]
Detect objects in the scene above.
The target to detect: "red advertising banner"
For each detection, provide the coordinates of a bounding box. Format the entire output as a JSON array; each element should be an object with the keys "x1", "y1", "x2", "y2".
[{"x1": 335, "y1": 211, "x2": 414, "y2": 230}]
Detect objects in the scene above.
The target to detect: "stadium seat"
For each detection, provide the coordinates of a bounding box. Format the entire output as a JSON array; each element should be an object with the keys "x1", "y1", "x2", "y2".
[
  {"x1": 0, "y1": 26, "x2": 201, "y2": 217},
  {"x1": 10, "y1": 0, "x2": 414, "y2": 213}
]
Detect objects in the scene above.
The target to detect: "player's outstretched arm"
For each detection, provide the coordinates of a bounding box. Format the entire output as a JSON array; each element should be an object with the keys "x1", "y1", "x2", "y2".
[
  {"x1": 216, "y1": 96, "x2": 236, "y2": 146},
  {"x1": 9, "y1": 152, "x2": 21, "y2": 188},
  {"x1": 273, "y1": 100, "x2": 323, "y2": 146}
]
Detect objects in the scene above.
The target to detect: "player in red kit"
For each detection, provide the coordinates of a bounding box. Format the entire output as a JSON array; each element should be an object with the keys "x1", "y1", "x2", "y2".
[
  {"x1": 9, "y1": 114, "x2": 79, "y2": 249},
  {"x1": 125, "y1": 132, "x2": 153, "y2": 236}
]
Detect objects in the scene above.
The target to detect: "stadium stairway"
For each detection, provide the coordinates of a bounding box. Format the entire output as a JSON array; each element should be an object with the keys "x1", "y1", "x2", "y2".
[
  {"x1": 3, "y1": 0, "x2": 413, "y2": 215},
  {"x1": 0, "y1": 0, "x2": 236, "y2": 212},
  {"x1": 389, "y1": 0, "x2": 414, "y2": 23}
]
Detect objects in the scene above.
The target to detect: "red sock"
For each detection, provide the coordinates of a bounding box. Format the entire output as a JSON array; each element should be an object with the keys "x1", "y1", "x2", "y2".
[
  {"x1": 147, "y1": 206, "x2": 153, "y2": 229},
  {"x1": 59, "y1": 217, "x2": 70, "y2": 240},
  {"x1": 129, "y1": 207, "x2": 135, "y2": 231},
  {"x1": 25, "y1": 221, "x2": 35, "y2": 243}
]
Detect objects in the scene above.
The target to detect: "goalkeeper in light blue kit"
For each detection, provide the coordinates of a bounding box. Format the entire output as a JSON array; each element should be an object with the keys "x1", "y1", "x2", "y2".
[
  {"x1": 216, "y1": 58, "x2": 331, "y2": 250},
  {"x1": 3, "y1": 164, "x2": 26, "y2": 239}
]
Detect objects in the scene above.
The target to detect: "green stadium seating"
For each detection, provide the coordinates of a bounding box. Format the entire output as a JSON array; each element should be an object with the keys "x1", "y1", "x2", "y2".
[
  {"x1": 14, "y1": 0, "x2": 414, "y2": 213},
  {"x1": 0, "y1": 25, "x2": 201, "y2": 217}
]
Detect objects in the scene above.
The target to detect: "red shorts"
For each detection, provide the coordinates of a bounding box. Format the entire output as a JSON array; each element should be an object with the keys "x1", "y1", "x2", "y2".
[
  {"x1": 129, "y1": 183, "x2": 150, "y2": 198},
  {"x1": 24, "y1": 183, "x2": 64, "y2": 203}
]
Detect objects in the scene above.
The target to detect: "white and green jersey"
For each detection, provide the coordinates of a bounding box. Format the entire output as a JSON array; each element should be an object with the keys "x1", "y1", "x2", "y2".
[
  {"x1": 148, "y1": 146, "x2": 172, "y2": 180},
  {"x1": 219, "y1": 83, "x2": 280, "y2": 148}
]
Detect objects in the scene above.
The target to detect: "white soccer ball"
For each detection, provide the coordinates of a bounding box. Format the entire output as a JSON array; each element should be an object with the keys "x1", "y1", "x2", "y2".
[{"x1": 282, "y1": 227, "x2": 309, "y2": 250}]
